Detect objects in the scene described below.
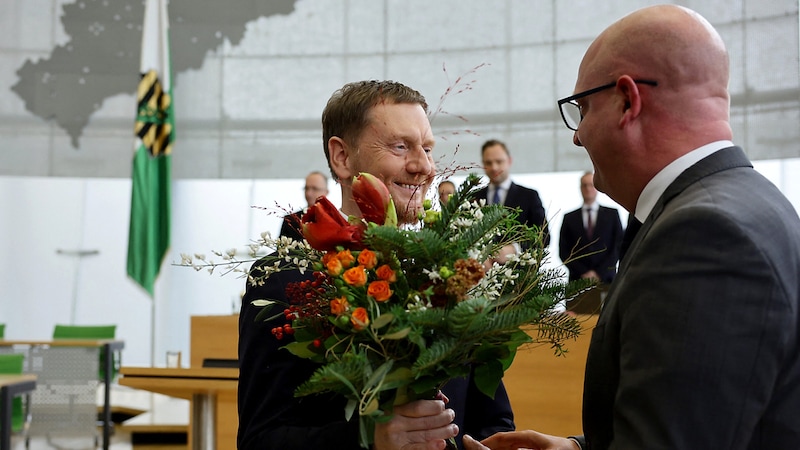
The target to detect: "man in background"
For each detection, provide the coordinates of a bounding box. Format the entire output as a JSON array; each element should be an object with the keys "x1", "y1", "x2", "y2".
[
  {"x1": 559, "y1": 171, "x2": 622, "y2": 284},
  {"x1": 278, "y1": 170, "x2": 329, "y2": 241},
  {"x1": 475, "y1": 139, "x2": 549, "y2": 264},
  {"x1": 438, "y1": 179, "x2": 456, "y2": 206}
]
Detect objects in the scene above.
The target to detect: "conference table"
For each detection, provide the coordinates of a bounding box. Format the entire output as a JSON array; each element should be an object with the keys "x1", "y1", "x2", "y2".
[
  {"x1": 0, "y1": 374, "x2": 37, "y2": 450},
  {"x1": 118, "y1": 366, "x2": 238, "y2": 450},
  {"x1": 0, "y1": 339, "x2": 124, "y2": 450}
]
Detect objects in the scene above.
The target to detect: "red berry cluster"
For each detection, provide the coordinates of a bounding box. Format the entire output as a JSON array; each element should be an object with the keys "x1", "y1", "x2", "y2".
[
  {"x1": 271, "y1": 322, "x2": 295, "y2": 340},
  {"x1": 271, "y1": 271, "x2": 336, "y2": 341},
  {"x1": 285, "y1": 271, "x2": 330, "y2": 306}
]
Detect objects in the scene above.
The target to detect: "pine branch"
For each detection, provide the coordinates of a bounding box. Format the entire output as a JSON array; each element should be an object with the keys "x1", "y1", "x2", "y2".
[{"x1": 295, "y1": 355, "x2": 369, "y2": 397}]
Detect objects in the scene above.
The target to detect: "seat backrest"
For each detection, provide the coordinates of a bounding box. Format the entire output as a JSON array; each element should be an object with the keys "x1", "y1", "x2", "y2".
[
  {"x1": 52, "y1": 324, "x2": 118, "y2": 381},
  {"x1": 0, "y1": 353, "x2": 26, "y2": 432},
  {"x1": 52, "y1": 324, "x2": 116, "y2": 340}
]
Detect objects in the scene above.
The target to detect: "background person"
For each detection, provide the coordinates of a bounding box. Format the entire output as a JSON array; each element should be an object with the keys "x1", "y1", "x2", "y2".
[
  {"x1": 239, "y1": 80, "x2": 515, "y2": 450},
  {"x1": 465, "y1": 4, "x2": 800, "y2": 450},
  {"x1": 438, "y1": 179, "x2": 456, "y2": 206},
  {"x1": 558, "y1": 171, "x2": 622, "y2": 284},
  {"x1": 278, "y1": 170, "x2": 329, "y2": 241},
  {"x1": 474, "y1": 139, "x2": 549, "y2": 264}
]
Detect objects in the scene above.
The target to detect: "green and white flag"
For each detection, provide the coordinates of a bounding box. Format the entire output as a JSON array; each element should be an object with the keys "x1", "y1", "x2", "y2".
[{"x1": 127, "y1": 0, "x2": 173, "y2": 297}]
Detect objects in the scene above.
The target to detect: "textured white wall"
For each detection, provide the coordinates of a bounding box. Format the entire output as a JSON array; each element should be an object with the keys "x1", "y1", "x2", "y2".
[{"x1": 0, "y1": 0, "x2": 797, "y2": 179}]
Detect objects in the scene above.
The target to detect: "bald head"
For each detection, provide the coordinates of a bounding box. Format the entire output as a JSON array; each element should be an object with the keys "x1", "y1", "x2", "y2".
[
  {"x1": 573, "y1": 5, "x2": 734, "y2": 211},
  {"x1": 594, "y1": 5, "x2": 728, "y2": 89},
  {"x1": 583, "y1": 5, "x2": 730, "y2": 121}
]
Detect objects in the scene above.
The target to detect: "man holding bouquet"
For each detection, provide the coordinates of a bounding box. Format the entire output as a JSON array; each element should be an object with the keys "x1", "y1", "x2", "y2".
[{"x1": 238, "y1": 80, "x2": 516, "y2": 449}]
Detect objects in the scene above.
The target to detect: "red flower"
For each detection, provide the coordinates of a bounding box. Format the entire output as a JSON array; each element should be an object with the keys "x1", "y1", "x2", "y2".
[
  {"x1": 352, "y1": 173, "x2": 397, "y2": 227},
  {"x1": 302, "y1": 196, "x2": 364, "y2": 251}
]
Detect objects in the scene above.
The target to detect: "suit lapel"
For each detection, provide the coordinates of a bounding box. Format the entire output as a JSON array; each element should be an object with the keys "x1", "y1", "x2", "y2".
[
  {"x1": 504, "y1": 182, "x2": 518, "y2": 206},
  {"x1": 603, "y1": 146, "x2": 751, "y2": 310}
]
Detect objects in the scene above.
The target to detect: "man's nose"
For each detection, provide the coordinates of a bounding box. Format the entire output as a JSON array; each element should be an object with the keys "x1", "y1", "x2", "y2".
[
  {"x1": 573, "y1": 131, "x2": 583, "y2": 147},
  {"x1": 407, "y1": 146, "x2": 433, "y2": 174}
]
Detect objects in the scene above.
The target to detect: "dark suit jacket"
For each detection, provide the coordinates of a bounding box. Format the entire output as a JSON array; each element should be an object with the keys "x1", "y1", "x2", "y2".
[
  {"x1": 475, "y1": 181, "x2": 550, "y2": 246},
  {"x1": 279, "y1": 210, "x2": 305, "y2": 242},
  {"x1": 577, "y1": 147, "x2": 800, "y2": 449},
  {"x1": 558, "y1": 205, "x2": 623, "y2": 283},
  {"x1": 238, "y1": 262, "x2": 515, "y2": 450}
]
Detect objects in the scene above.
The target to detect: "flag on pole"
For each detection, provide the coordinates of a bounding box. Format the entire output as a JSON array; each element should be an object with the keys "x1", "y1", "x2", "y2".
[{"x1": 127, "y1": 0, "x2": 173, "y2": 297}]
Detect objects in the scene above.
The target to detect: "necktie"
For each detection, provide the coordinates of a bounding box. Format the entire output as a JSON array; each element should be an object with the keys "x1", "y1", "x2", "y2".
[
  {"x1": 492, "y1": 187, "x2": 501, "y2": 205},
  {"x1": 619, "y1": 217, "x2": 642, "y2": 261},
  {"x1": 585, "y1": 207, "x2": 594, "y2": 237}
]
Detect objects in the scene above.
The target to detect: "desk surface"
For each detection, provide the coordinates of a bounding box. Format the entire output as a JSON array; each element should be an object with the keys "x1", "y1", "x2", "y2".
[
  {"x1": 118, "y1": 367, "x2": 238, "y2": 400},
  {"x1": 0, "y1": 374, "x2": 37, "y2": 388},
  {"x1": 0, "y1": 339, "x2": 124, "y2": 349}
]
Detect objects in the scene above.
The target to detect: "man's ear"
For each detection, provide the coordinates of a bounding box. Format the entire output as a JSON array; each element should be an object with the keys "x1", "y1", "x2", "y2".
[
  {"x1": 617, "y1": 76, "x2": 642, "y2": 128},
  {"x1": 328, "y1": 136, "x2": 354, "y2": 183}
]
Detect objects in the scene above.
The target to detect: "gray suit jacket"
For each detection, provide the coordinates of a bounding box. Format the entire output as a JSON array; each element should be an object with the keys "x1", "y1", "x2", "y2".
[{"x1": 579, "y1": 147, "x2": 800, "y2": 449}]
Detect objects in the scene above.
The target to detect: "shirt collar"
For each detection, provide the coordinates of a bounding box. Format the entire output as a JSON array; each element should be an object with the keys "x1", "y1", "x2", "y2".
[
  {"x1": 492, "y1": 178, "x2": 513, "y2": 191},
  {"x1": 635, "y1": 140, "x2": 733, "y2": 222}
]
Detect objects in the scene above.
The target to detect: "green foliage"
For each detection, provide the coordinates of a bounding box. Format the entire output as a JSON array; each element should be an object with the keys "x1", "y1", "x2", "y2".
[{"x1": 295, "y1": 353, "x2": 369, "y2": 397}]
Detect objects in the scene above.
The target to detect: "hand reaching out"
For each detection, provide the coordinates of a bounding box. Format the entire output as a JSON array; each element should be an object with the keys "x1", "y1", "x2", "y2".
[{"x1": 462, "y1": 431, "x2": 580, "y2": 450}]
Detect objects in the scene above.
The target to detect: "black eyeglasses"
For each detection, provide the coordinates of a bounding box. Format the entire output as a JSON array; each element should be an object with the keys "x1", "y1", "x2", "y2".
[{"x1": 557, "y1": 79, "x2": 658, "y2": 131}]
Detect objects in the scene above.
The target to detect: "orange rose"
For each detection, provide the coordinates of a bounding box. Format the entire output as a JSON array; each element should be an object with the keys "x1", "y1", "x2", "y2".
[
  {"x1": 358, "y1": 249, "x2": 378, "y2": 270},
  {"x1": 350, "y1": 307, "x2": 370, "y2": 330},
  {"x1": 342, "y1": 266, "x2": 367, "y2": 287},
  {"x1": 321, "y1": 252, "x2": 337, "y2": 265},
  {"x1": 367, "y1": 280, "x2": 392, "y2": 302},
  {"x1": 330, "y1": 297, "x2": 350, "y2": 315},
  {"x1": 375, "y1": 264, "x2": 397, "y2": 283},
  {"x1": 336, "y1": 250, "x2": 356, "y2": 268},
  {"x1": 326, "y1": 256, "x2": 344, "y2": 276}
]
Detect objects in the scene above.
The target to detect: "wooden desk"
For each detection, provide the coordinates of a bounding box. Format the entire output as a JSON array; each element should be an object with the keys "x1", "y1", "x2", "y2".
[
  {"x1": 190, "y1": 315, "x2": 238, "y2": 368},
  {"x1": 119, "y1": 367, "x2": 238, "y2": 450},
  {"x1": 0, "y1": 374, "x2": 36, "y2": 450},
  {"x1": 0, "y1": 339, "x2": 123, "y2": 450},
  {"x1": 502, "y1": 314, "x2": 597, "y2": 436}
]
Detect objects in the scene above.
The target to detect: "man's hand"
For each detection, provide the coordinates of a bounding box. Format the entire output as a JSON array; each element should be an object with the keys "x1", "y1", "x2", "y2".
[
  {"x1": 372, "y1": 399, "x2": 459, "y2": 450},
  {"x1": 462, "y1": 431, "x2": 581, "y2": 450},
  {"x1": 484, "y1": 244, "x2": 519, "y2": 271},
  {"x1": 580, "y1": 270, "x2": 599, "y2": 281}
]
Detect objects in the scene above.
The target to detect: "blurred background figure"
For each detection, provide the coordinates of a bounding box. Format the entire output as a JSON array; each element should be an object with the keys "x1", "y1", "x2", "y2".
[
  {"x1": 279, "y1": 170, "x2": 329, "y2": 241},
  {"x1": 438, "y1": 179, "x2": 456, "y2": 206},
  {"x1": 559, "y1": 171, "x2": 623, "y2": 284},
  {"x1": 475, "y1": 139, "x2": 550, "y2": 266}
]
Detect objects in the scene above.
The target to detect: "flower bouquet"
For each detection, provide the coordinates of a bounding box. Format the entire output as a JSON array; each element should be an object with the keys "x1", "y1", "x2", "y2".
[{"x1": 183, "y1": 173, "x2": 590, "y2": 448}]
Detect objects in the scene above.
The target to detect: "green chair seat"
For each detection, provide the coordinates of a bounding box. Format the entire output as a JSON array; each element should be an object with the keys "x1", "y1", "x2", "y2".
[{"x1": 0, "y1": 353, "x2": 26, "y2": 433}]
